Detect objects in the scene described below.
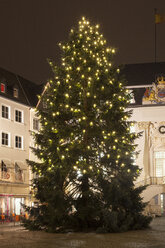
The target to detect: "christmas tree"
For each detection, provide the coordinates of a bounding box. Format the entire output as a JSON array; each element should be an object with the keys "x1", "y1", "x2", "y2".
[{"x1": 24, "y1": 17, "x2": 151, "y2": 232}]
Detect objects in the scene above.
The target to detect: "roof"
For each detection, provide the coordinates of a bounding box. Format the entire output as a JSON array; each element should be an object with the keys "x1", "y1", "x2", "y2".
[
  {"x1": 0, "y1": 67, "x2": 43, "y2": 107},
  {"x1": 122, "y1": 62, "x2": 165, "y2": 86},
  {"x1": 1, "y1": 62, "x2": 165, "y2": 108},
  {"x1": 121, "y1": 62, "x2": 165, "y2": 106}
]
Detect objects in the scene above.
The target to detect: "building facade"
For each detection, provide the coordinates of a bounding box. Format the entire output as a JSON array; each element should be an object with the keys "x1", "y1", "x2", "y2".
[
  {"x1": 124, "y1": 62, "x2": 165, "y2": 216},
  {"x1": 0, "y1": 68, "x2": 42, "y2": 220}
]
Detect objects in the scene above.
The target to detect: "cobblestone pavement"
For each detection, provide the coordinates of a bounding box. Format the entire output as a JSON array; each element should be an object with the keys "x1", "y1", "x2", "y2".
[{"x1": 0, "y1": 217, "x2": 165, "y2": 248}]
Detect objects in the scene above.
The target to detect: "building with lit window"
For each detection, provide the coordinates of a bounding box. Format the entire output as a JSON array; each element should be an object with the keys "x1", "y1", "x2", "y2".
[
  {"x1": 0, "y1": 67, "x2": 42, "y2": 220},
  {"x1": 123, "y1": 62, "x2": 165, "y2": 216}
]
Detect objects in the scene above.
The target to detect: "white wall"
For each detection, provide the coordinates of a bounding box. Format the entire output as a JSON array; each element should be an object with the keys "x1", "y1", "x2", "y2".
[
  {"x1": 0, "y1": 96, "x2": 30, "y2": 194},
  {"x1": 129, "y1": 105, "x2": 165, "y2": 179},
  {"x1": 129, "y1": 105, "x2": 165, "y2": 122}
]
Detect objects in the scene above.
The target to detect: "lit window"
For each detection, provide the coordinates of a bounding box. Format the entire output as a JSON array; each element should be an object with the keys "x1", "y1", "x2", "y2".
[
  {"x1": 1, "y1": 83, "x2": 5, "y2": 93},
  {"x1": 13, "y1": 88, "x2": 19, "y2": 98},
  {"x1": 15, "y1": 136, "x2": 22, "y2": 149},
  {"x1": 155, "y1": 152, "x2": 165, "y2": 177},
  {"x1": 2, "y1": 132, "x2": 9, "y2": 146},
  {"x1": 130, "y1": 124, "x2": 135, "y2": 133},
  {"x1": 33, "y1": 118, "x2": 39, "y2": 131},
  {"x1": 2, "y1": 105, "x2": 9, "y2": 119},
  {"x1": 15, "y1": 110, "x2": 22, "y2": 123},
  {"x1": 132, "y1": 154, "x2": 136, "y2": 165}
]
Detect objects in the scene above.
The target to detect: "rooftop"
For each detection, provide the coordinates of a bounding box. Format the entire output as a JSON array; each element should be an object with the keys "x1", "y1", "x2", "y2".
[
  {"x1": 122, "y1": 62, "x2": 165, "y2": 86},
  {"x1": 0, "y1": 67, "x2": 43, "y2": 107}
]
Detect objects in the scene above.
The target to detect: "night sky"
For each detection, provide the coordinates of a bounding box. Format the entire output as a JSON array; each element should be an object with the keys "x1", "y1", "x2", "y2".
[{"x1": 0, "y1": 0, "x2": 165, "y2": 84}]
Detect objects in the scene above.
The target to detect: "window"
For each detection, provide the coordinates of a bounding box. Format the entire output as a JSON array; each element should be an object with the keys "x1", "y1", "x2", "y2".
[
  {"x1": 15, "y1": 136, "x2": 22, "y2": 149},
  {"x1": 154, "y1": 195, "x2": 158, "y2": 205},
  {"x1": 33, "y1": 118, "x2": 39, "y2": 131},
  {"x1": 127, "y1": 89, "x2": 135, "y2": 104},
  {"x1": 2, "y1": 105, "x2": 9, "y2": 119},
  {"x1": 1, "y1": 83, "x2": 5, "y2": 93},
  {"x1": 1, "y1": 160, "x2": 7, "y2": 172},
  {"x1": 1, "y1": 160, "x2": 10, "y2": 180},
  {"x1": 2, "y1": 132, "x2": 9, "y2": 146},
  {"x1": 161, "y1": 194, "x2": 165, "y2": 214},
  {"x1": 15, "y1": 110, "x2": 22, "y2": 123},
  {"x1": 130, "y1": 90, "x2": 135, "y2": 104},
  {"x1": 42, "y1": 101, "x2": 47, "y2": 109},
  {"x1": 155, "y1": 152, "x2": 165, "y2": 177},
  {"x1": 15, "y1": 163, "x2": 22, "y2": 181},
  {"x1": 130, "y1": 124, "x2": 135, "y2": 133},
  {"x1": 13, "y1": 88, "x2": 19, "y2": 98}
]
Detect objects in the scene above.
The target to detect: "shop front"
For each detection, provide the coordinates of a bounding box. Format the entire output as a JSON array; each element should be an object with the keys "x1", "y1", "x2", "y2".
[{"x1": 0, "y1": 194, "x2": 25, "y2": 222}]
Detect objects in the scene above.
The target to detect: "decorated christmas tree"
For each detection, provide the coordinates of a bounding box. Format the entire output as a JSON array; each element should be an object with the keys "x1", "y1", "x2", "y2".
[{"x1": 24, "y1": 17, "x2": 151, "y2": 232}]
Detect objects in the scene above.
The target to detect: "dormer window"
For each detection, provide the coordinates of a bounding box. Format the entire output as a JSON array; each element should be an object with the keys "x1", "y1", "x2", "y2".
[
  {"x1": 1, "y1": 83, "x2": 5, "y2": 93},
  {"x1": 13, "y1": 87, "x2": 18, "y2": 98}
]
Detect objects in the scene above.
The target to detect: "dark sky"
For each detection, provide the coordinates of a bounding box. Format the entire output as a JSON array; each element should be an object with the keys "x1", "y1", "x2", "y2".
[{"x1": 0, "y1": 0, "x2": 165, "y2": 84}]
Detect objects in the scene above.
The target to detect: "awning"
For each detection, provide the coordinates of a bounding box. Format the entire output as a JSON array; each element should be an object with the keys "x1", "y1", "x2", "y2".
[{"x1": 15, "y1": 161, "x2": 27, "y2": 170}]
